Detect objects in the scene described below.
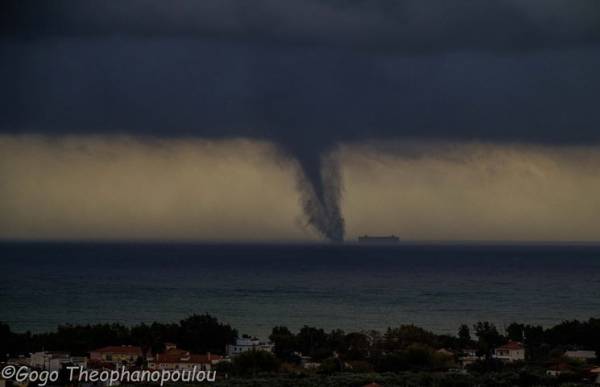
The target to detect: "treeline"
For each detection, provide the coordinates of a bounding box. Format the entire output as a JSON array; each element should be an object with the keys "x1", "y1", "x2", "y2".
[
  {"x1": 505, "y1": 319, "x2": 600, "y2": 360},
  {"x1": 0, "y1": 314, "x2": 237, "y2": 359},
  {"x1": 224, "y1": 319, "x2": 600, "y2": 381},
  {"x1": 269, "y1": 324, "x2": 457, "y2": 365},
  {"x1": 268, "y1": 319, "x2": 600, "y2": 365},
  {"x1": 2, "y1": 315, "x2": 600, "y2": 366}
]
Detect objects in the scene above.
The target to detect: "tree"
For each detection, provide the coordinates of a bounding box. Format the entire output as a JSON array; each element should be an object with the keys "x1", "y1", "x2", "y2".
[
  {"x1": 232, "y1": 350, "x2": 280, "y2": 376},
  {"x1": 523, "y1": 324, "x2": 545, "y2": 361},
  {"x1": 177, "y1": 314, "x2": 237, "y2": 355},
  {"x1": 269, "y1": 326, "x2": 296, "y2": 361},
  {"x1": 383, "y1": 325, "x2": 437, "y2": 351},
  {"x1": 317, "y1": 357, "x2": 344, "y2": 374},
  {"x1": 296, "y1": 326, "x2": 330, "y2": 360},
  {"x1": 0, "y1": 322, "x2": 15, "y2": 361},
  {"x1": 374, "y1": 351, "x2": 409, "y2": 372},
  {"x1": 506, "y1": 323, "x2": 524, "y2": 342},
  {"x1": 343, "y1": 332, "x2": 371, "y2": 360},
  {"x1": 473, "y1": 322, "x2": 504, "y2": 360},
  {"x1": 458, "y1": 324, "x2": 471, "y2": 347},
  {"x1": 405, "y1": 344, "x2": 434, "y2": 370},
  {"x1": 328, "y1": 329, "x2": 346, "y2": 353}
]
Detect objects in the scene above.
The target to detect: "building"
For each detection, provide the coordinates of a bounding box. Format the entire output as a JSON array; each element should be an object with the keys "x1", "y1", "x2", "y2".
[
  {"x1": 458, "y1": 349, "x2": 481, "y2": 368},
  {"x1": 436, "y1": 348, "x2": 455, "y2": 357},
  {"x1": 5, "y1": 356, "x2": 31, "y2": 367},
  {"x1": 546, "y1": 362, "x2": 573, "y2": 377},
  {"x1": 148, "y1": 344, "x2": 222, "y2": 371},
  {"x1": 295, "y1": 353, "x2": 320, "y2": 370},
  {"x1": 226, "y1": 337, "x2": 274, "y2": 357},
  {"x1": 564, "y1": 350, "x2": 597, "y2": 361},
  {"x1": 493, "y1": 341, "x2": 525, "y2": 362},
  {"x1": 30, "y1": 351, "x2": 68, "y2": 371},
  {"x1": 588, "y1": 367, "x2": 600, "y2": 384},
  {"x1": 89, "y1": 346, "x2": 143, "y2": 365},
  {"x1": 29, "y1": 351, "x2": 87, "y2": 371},
  {"x1": 30, "y1": 352, "x2": 70, "y2": 371}
]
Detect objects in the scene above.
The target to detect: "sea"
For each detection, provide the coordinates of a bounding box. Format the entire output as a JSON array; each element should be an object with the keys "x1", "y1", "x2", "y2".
[{"x1": 1, "y1": 242, "x2": 600, "y2": 338}]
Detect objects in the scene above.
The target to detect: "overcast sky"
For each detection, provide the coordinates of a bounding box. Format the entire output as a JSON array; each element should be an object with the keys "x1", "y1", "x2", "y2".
[
  {"x1": 1, "y1": 1, "x2": 600, "y2": 241},
  {"x1": 2, "y1": 136, "x2": 600, "y2": 242}
]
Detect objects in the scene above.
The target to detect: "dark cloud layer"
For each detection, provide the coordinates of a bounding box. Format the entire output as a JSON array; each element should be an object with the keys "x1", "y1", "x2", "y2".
[
  {"x1": 2, "y1": 1, "x2": 600, "y2": 240},
  {"x1": 3, "y1": 0, "x2": 600, "y2": 52},
  {"x1": 2, "y1": 0, "x2": 600, "y2": 143},
  {"x1": 2, "y1": 40, "x2": 599, "y2": 143}
]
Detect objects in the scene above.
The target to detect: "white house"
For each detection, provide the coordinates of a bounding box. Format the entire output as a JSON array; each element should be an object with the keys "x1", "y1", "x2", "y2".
[
  {"x1": 5, "y1": 356, "x2": 31, "y2": 367},
  {"x1": 226, "y1": 337, "x2": 274, "y2": 357},
  {"x1": 589, "y1": 366, "x2": 600, "y2": 384},
  {"x1": 89, "y1": 345, "x2": 143, "y2": 365},
  {"x1": 29, "y1": 351, "x2": 86, "y2": 371},
  {"x1": 458, "y1": 349, "x2": 481, "y2": 368},
  {"x1": 493, "y1": 341, "x2": 525, "y2": 362},
  {"x1": 564, "y1": 350, "x2": 596, "y2": 361}
]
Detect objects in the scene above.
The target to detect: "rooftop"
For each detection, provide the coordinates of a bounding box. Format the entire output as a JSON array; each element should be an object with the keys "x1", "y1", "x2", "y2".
[{"x1": 497, "y1": 341, "x2": 524, "y2": 351}]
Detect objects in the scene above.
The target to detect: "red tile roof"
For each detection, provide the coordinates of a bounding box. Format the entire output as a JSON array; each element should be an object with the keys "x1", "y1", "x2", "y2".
[
  {"x1": 157, "y1": 348, "x2": 188, "y2": 358},
  {"x1": 497, "y1": 341, "x2": 524, "y2": 350}
]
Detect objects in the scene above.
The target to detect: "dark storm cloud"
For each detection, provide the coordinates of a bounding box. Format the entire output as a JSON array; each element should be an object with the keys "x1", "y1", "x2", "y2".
[
  {"x1": 3, "y1": 0, "x2": 600, "y2": 52},
  {"x1": 2, "y1": 0, "x2": 600, "y2": 240},
  {"x1": 2, "y1": 0, "x2": 599, "y2": 142},
  {"x1": 2, "y1": 40, "x2": 599, "y2": 143}
]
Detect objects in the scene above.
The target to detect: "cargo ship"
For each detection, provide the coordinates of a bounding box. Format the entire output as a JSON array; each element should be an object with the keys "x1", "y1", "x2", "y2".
[{"x1": 357, "y1": 235, "x2": 400, "y2": 243}]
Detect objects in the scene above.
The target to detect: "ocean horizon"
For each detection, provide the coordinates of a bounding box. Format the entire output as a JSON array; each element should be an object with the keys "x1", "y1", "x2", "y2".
[{"x1": 2, "y1": 241, "x2": 600, "y2": 338}]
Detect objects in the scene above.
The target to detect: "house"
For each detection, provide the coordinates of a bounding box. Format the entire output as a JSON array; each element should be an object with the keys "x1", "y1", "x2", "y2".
[
  {"x1": 462, "y1": 349, "x2": 478, "y2": 357},
  {"x1": 564, "y1": 350, "x2": 596, "y2": 362},
  {"x1": 29, "y1": 351, "x2": 85, "y2": 371},
  {"x1": 5, "y1": 356, "x2": 31, "y2": 367},
  {"x1": 546, "y1": 362, "x2": 573, "y2": 377},
  {"x1": 493, "y1": 341, "x2": 525, "y2": 362},
  {"x1": 148, "y1": 344, "x2": 223, "y2": 371},
  {"x1": 63, "y1": 356, "x2": 87, "y2": 369},
  {"x1": 588, "y1": 366, "x2": 600, "y2": 384},
  {"x1": 458, "y1": 349, "x2": 481, "y2": 368},
  {"x1": 300, "y1": 355, "x2": 320, "y2": 370},
  {"x1": 226, "y1": 337, "x2": 273, "y2": 357},
  {"x1": 436, "y1": 348, "x2": 454, "y2": 357},
  {"x1": 30, "y1": 351, "x2": 68, "y2": 371},
  {"x1": 89, "y1": 345, "x2": 143, "y2": 365}
]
